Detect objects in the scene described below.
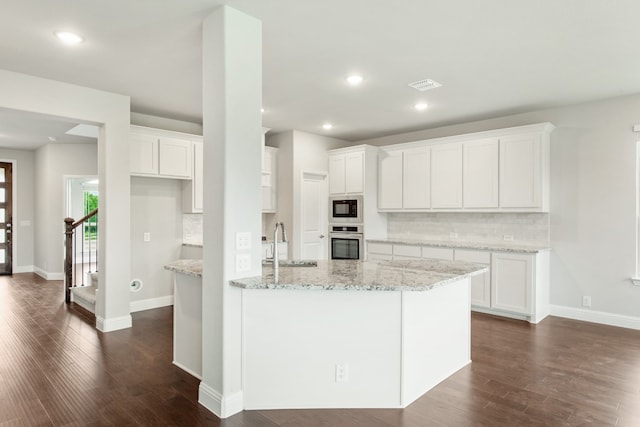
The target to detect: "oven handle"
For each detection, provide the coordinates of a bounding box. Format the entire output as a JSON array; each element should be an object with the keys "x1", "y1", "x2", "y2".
[{"x1": 329, "y1": 233, "x2": 363, "y2": 239}]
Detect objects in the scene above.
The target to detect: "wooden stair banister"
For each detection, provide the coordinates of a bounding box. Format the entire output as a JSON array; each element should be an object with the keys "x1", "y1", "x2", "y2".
[{"x1": 64, "y1": 208, "x2": 98, "y2": 303}]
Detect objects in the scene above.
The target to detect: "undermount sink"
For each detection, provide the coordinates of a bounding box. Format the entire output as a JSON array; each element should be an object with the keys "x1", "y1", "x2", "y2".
[{"x1": 262, "y1": 259, "x2": 318, "y2": 267}]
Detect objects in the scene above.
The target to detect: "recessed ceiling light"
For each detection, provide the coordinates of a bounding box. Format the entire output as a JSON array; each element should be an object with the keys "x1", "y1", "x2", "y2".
[
  {"x1": 322, "y1": 123, "x2": 333, "y2": 130},
  {"x1": 346, "y1": 75, "x2": 363, "y2": 86},
  {"x1": 54, "y1": 31, "x2": 84, "y2": 46},
  {"x1": 414, "y1": 102, "x2": 428, "y2": 111}
]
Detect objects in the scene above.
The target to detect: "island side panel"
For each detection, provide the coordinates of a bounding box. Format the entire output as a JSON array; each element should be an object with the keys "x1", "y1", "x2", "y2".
[
  {"x1": 173, "y1": 274, "x2": 202, "y2": 378},
  {"x1": 401, "y1": 278, "x2": 471, "y2": 406},
  {"x1": 243, "y1": 290, "x2": 402, "y2": 409}
]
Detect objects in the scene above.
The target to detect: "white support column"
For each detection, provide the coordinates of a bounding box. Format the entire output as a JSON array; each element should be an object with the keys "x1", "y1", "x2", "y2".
[{"x1": 200, "y1": 6, "x2": 262, "y2": 418}]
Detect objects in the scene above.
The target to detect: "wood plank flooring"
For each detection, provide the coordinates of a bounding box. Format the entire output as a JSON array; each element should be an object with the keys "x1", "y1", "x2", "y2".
[{"x1": 2, "y1": 273, "x2": 640, "y2": 426}]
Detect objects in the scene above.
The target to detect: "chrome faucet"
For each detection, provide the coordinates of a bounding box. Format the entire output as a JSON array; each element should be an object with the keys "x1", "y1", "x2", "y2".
[{"x1": 273, "y1": 222, "x2": 287, "y2": 275}]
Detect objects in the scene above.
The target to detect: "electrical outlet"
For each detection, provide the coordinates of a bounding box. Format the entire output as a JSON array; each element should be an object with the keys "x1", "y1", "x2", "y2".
[
  {"x1": 236, "y1": 232, "x2": 252, "y2": 250},
  {"x1": 143, "y1": 232, "x2": 151, "y2": 242},
  {"x1": 582, "y1": 296, "x2": 592, "y2": 308},
  {"x1": 335, "y1": 364, "x2": 349, "y2": 383},
  {"x1": 503, "y1": 234, "x2": 514, "y2": 241},
  {"x1": 449, "y1": 232, "x2": 458, "y2": 239},
  {"x1": 235, "y1": 254, "x2": 251, "y2": 272}
]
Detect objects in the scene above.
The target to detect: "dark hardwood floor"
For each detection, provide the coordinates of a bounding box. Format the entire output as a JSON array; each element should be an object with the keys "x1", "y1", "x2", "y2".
[{"x1": 2, "y1": 273, "x2": 640, "y2": 426}]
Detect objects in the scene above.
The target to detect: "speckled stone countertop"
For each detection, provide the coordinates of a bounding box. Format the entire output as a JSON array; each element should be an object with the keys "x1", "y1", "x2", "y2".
[
  {"x1": 164, "y1": 259, "x2": 202, "y2": 278},
  {"x1": 367, "y1": 238, "x2": 549, "y2": 253},
  {"x1": 230, "y1": 259, "x2": 487, "y2": 292}
]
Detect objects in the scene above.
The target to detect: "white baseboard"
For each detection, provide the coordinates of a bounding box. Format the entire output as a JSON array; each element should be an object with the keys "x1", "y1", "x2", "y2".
[
  {"x1": 130, "y1": 295, "x2": 174, "y2": 313},
  {"x1": 172, "y1": 360, "x2": 202, "y2": 380},
  {"x1": 550, "y1": 305, "x2": 640, "y2": 330},
  {"x1": 198, "y1": 382, "x2": 243, "y2": 419},
  {"x1": 13, "y1": 265, "x2": 34, "y2": 273},
  {"x1": 34, "y1": 267, "x2": 64, "y2": 280},
  {"x1": 96, "y1": 314, "x2": 133, "y2": 332}
]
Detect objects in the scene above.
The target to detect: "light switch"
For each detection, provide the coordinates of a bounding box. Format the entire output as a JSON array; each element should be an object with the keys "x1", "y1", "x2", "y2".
[
  {"x1": 236, "y1": 232, "x2": 251, "y2": 250},
  {"x1": 143, "y1": 232, "x2": 151, "y2": 242}
]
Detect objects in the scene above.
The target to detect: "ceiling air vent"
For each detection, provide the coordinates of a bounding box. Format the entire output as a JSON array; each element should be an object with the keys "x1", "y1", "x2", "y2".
[{"x1": 408, "y1": 78, "x2": 442, "y2": 91}]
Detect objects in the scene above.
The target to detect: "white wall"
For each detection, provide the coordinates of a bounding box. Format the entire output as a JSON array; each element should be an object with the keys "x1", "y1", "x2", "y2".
[
  {"x1": 268, "y1": 130, "x2": 350, "y2": 258},
  {"x1": 358, "y1": 93, "x2": 640, "y2": 321},
  {"x1": 130, "y1": 176, "x2": 183, "y2": 310},
  {"x1": 34, "y1": 143, "x2": 97, "y2": 278},
  {"x1": 0, "y1": 148, "x2": 35, "y2": 272}
]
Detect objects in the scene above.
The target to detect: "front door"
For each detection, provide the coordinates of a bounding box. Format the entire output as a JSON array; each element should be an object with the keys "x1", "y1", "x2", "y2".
[{"x1": 0, "y1": 163, "x2": 12, "y2": 275}]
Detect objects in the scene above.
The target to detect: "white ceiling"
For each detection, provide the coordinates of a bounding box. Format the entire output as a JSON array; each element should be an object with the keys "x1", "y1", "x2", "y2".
[{"x1": 1, "y1": 0, "x2": 640, "y2": 145}]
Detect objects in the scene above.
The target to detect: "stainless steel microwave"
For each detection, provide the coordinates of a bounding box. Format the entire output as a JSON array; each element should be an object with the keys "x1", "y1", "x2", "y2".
[{"x1": 329, "y1": 196, "x2": 363, "y2": 223}]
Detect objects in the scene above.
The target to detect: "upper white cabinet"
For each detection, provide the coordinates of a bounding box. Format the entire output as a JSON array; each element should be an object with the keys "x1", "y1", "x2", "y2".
[
  {"x1": 378, "y1": 150, "x2": 403, "y2": 209},
  {"x1": 499, "y1": 133, "x2": 544, "y2": 209},
  {"x1": 262, "y1": 146, "x2": 278, "y2": 213},
  {"x1": 378, "y1": 147, "x2": 430, "y2": 210},
  {"x1": 376, "y1": 123, "x2": 553, "y2": 213},
  {"x1": 130, "y1": 125, "x2": 193, "y2": 179},
  {"x1": 431, "y1": 143, "x2": 462, "y2": 209},
  {"x1": 329, "y1": 150, "x2": 364, "y2": 195},
  {"x1": 183, "y1": 140, "x2": 203, "y2": 213},
  {"x1": 463, "y1": 138, "x2": 499, "y2": 208}
]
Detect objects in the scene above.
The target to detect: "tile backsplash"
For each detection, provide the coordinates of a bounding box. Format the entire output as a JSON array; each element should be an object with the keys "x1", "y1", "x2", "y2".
[
  {"x1": 183, "y1": 213, "x2": 203, "y2": 245},
  {"x1": 387, "y1": 212, "x2": 549, "y2": 246}
]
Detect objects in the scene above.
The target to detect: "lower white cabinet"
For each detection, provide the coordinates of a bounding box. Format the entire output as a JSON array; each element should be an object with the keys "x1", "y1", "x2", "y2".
[
  {"x1": 455, "y1": 249, "x2": 491, "y2": 308},
  {"x1": 367, "y1": 242, "x2": 549, "y2": 323}
]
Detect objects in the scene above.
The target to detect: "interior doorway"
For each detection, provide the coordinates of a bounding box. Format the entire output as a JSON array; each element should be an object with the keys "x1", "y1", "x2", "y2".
[
  {"x1": 65, "y1": 176, "x2": 99, "y2": 285},
  {"x1": 0, "y1": 162, "x2": 13, "y2": 275},
  {"x1": 301, "y1": 172, "x2": 328, "y2": 259}
]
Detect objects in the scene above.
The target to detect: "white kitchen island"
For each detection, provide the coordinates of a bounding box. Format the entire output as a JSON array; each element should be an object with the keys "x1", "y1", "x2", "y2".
[{"x1": 230, "y1": 259, "x2": 487, "y2": 410}]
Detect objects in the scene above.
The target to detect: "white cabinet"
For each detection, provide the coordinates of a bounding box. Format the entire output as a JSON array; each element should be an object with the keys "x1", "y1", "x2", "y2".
[
  {"x1": 463, "y1": 138, "x2": 499, "y2": 208},
  {"x1": 367, "y1": 242, "x2": 393, "y2": 261},
  {"x1": 393, "y1": 244, "x2": 421, "y2": 260},
  {"x1": 430, "y1": 143, "x2": 462, "y2": 209},
  {"x1": 455, "y1": 250, "x2": 491, "y2": 308},
  {"x1": 378, "y1": 147, "x2": 430, "y2": 210},
  {"x1": 378, "y1": 150, "x2": 403, "y2": 209},
  {"x1": 262, "y1": 147, "x2": 278, "y2": 213},
  {"x1": 329, "y1": 151, "x2": 364, "y2": 195},
  {"x1": 403, "y1": 147, "x2": 431, "y2": 209},
  {"x1": 130, "y1": 126, "x2": 193, "y2": 179},
  {"x1": 183, "y1": 140, "x2": 203, "y2": 213},
  {"x1": 421, "y1": 246, "x2": 454, "y2": 261},
  {"x1": 491, "y1": 252, "x2": 533, "y2": 315},
  {"x1": 499, "y1": 133, "x2": 543, "y2": 209}
]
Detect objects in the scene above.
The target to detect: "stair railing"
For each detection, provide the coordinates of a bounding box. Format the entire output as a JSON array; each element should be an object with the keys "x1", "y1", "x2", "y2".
[{"x1": 64, "y1": 208, "x2": 98, "y2": 303}]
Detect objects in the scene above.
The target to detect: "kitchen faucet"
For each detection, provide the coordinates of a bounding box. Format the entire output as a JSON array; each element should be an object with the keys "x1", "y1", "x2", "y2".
[{"x1": 272, "y1": 222, "x2": 287, "y2": 275}]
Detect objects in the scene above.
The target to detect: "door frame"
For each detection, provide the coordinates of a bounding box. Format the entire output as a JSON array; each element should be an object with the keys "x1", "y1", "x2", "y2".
[
  {"x1": 0, "y1": 159, "x2": 17, "y2": 273},
  {"x1": 298, "y1": 170, "x2": 328, "y2": 260}
]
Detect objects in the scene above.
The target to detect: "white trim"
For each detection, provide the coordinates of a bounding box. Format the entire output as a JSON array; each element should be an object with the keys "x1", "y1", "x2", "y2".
[
  {"x1": 96, "y1": 314, "x2": 132, "y2": 332},
  {"x1": 33, "y1": 267, "x2": 63, "y2": 280},
  {"x1": 550, "y1": 304, "x2": 640, "y2": 330},
  {"x1": 130, "y1": 295, "x2": 174, "y2": 313},
  {"x1": 198, "y1": 382, "x2": 244, "y2": 419},
  {"x1": 172, "y1": 361, "x2": 202, "y2": 380},
  {"x1": 14, "y1": 265, "x2": 34, "y2": 273},
  {"x1": 71, "y1": 294, "x2": 95, "y2": 314}
]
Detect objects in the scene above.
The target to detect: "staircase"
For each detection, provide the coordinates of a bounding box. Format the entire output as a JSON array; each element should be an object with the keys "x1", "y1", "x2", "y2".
[
  {"x1": 70, "y1": 272, "x2": 98, "y2": 313},
  {"x1": 64, "y1": 208, "x2": 98, "y2": 313}
]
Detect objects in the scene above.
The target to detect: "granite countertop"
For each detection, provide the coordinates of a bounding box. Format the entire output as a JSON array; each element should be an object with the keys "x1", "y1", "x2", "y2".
[
  {"x1": 164, "y1": 259, "x2": 202, "y2": 277},
  {"x1": 368, "y1": 238, "x2": 549, "y2": 253},
  {"x1": 230, "y1": 259, "x2": 487, "y2": 292}
]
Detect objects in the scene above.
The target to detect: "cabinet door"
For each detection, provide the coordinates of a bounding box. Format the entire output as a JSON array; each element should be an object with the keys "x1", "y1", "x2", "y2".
[
  {"x1": 499, "y1": 133, "x2": 541, "y2": 208},
  {"x1": 159, "y1": 137, "x2": 193, "y2": 179},
  {"x1": 130, "y1": 132, "x2": 158, "y2": 175},
  {"x1": 455, "y1": 249, "x2": 491, "y2": 308},
  {"x1": 431, "y1": 143, "x2": 463, "y2": 208},
  {"x1": 463, "y1": 138, "x2": 499, "y2": 208},
  {"x1": 183, "y1": 140, "x2": 203, "y2": 213},
  {"x1": 421, "y1": 247, "x2": 454, "y2": 261},
  {"x1": 378, "y1": 150, "x2": 403, "y2": 209},
  {"x1": 491, "y1": 252, "x2": 532, "y2": 315},
  {"x1": 393, "y1": 244, "x2": 421, "y2": 260},
  {"x1": 262, "y1": 147, "x2": 277, "y2": 213},
  {"x1": 403, "y1": 147, "x2": 431, "y2": 209},
  {"x1": 345, "y1": 151, "x2": 364, "y2": 193},
  {"x1": 329, "y1": 155, "x2": 346, "y2": 194}
]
